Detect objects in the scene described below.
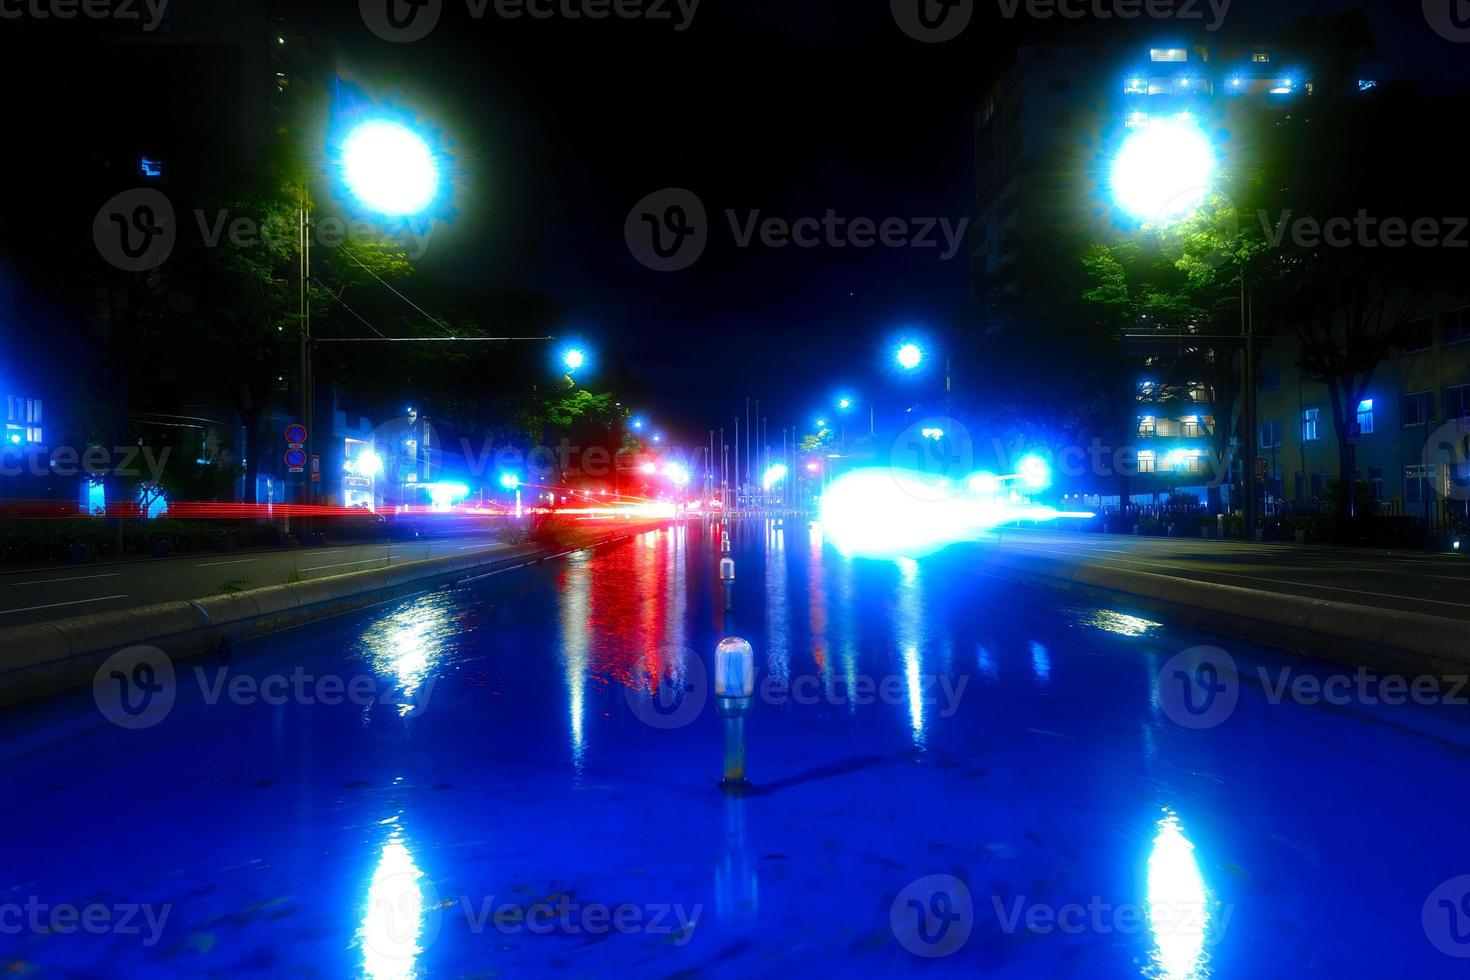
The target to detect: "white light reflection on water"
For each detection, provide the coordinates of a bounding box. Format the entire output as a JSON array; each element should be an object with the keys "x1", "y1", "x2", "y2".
[
  {"x1": 361, "y1": 599, "x2": 451, "y2": 716},
  {"x1": 893, "y1": 557, "x2": 926, "y2": 747},
  {"x1": 1030, "y1": 641, "x2": 1051, "y2": 688},
  {"x1": 765, "y1": 519, "x2": 790, "y2": 685},
  {"x1": 1082, "y1": 609, "x2": 1162, "y2": 638},
  {"x1": 359, "y1": 824, "x2": 430, "y2": 980},
  {"x1": 1145, "y1": 810, "x2": 1213, "y2": 980},
  {"x1": 558, "y1": 550, "x2": 591, "y2": 770}
]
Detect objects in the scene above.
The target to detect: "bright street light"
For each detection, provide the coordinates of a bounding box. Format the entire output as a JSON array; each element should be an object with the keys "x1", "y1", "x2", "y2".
[
  {"x1": 498, "y1": 473, "x2": 520, "y2": 490},
  {"x1": 762, "y1": 464, "x2": 789, "y2": 490},
  {"x1": 663, "y1": 462, "x2": 691, "y2": 487},
  {"x1": 815, "y1": 418, "x2": 828, "y2": 428},
  {"x1": 342, "y1": 120, "x2": 439, "y2": 217},
  {"x1": 1110, "y1": 115, "x2": 1216, "y2": 223},
  {"x1": 563, "y1": 348, "x2": 586, "y2": 372},
  {"x1": 896, "y1": 343, "x2": 924, "y2": 371},
  {"x1": 838, "y1": 397, "x2": 853, "y2": 411}
]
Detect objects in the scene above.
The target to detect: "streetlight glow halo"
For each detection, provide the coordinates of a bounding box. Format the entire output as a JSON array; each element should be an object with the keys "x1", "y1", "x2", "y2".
[
  {"x1": 1110, "y1": 116, "x2": 1216, "y2": 224},
  {"x1": 343, "y1": 120, "x2": 440, "y2": 217}
]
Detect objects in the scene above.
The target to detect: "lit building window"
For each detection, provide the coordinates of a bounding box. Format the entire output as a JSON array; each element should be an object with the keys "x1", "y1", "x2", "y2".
[
  {"x1": 1124, "y1": 77, "x2": 1148, "y2": 95},
  {"x1": 1150, "y1": 48, "x2": 1188, "y2": 63},
  {"x1": 1357, "y1": 79, "x2": 1377, "y2": 92},
  {"x1": 1138, "y1": 416, "x2": 1157, "y2": 437},
  {"x1": 1252, "y1": 53, "x2": 1271, "y2": 63},
  {"x1": 139, "y1": 156, "x2": 163, "y2": 179},
  {"x1": 1137, "y1": 450, "x2": 1157, "y2": 474},
  {"x1": 1302, "y1": 408, "x2": 1321, "y2": 442},
  {"x1": 4, "y1": 396, "x2": 43, "y2": 445},
  {"x1": 1182, "y1": 416, "x2": 1203, "y2": 438},
  {"x1": 1126, "y1": 111, "x2": 1150, "y2": 129},
  {"x1": 1356, "y1": 399, "x2": 1375, "y2": 435}
]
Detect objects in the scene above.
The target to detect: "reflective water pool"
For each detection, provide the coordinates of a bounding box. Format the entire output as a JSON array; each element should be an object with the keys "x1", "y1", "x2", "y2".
[{"x1": 5, "y1": 520, "x2": 1470, "y2": 976}]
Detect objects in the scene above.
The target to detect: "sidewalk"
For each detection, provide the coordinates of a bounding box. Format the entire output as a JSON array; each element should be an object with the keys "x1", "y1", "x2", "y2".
[
  {"x1": 0, "y1": 531, "x2": 506, "y2": 628},
  {"x1": 981, "y1": 527, "x2": 1470, "y2": 621},
  {"x1": 971, "y1": 528, "x2": 1470, "y2": 679}
]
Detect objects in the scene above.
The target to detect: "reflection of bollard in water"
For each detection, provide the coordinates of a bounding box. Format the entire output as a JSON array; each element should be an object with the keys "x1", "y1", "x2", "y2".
[
  {"x1": 721, "y1": 523, "x2": 731, "y2": 553},
  {"x1": 715, "y1": 794, "x2": 758, "y2": 929},
  {"x1": 720, "y1": 557, "x2": 735, "y2": 611},
  {"x1": 715, "y1": 637, "x2": 755, "y2": 794}
]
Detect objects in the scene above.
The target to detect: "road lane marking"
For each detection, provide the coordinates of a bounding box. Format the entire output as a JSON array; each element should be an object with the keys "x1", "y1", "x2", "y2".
[
  {"x1": 302, "y1": 558, "x2": 391, "y2": 572},
  {"x1": 194, "y1": 558, "x2": 260, "y2": 568},
  {"x1": 0, "y1": 595, "x2": 130, "y2": 615},
  {"x1": 10, "y1": 573, "x2": 122, "y2": 587}
]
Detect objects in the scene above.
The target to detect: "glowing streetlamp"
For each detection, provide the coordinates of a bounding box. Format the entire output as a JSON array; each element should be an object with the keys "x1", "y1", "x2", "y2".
[
  {"x1": 896, "y1": 343, "x2": 924, "y2": 371},
  {"x1": 499, "y1": 472, "x2": 522, "y2": 518},
  {"x1": 342, "y1": 120, "x2": 440, "y2": 217},
  {"x1": 1110, "y1": 115, "x2": 1216, "y2": 223}
]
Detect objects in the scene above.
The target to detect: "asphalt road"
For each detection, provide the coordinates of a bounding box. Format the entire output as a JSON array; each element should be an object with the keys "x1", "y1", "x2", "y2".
[
  {"x1": 0, "y1": 532, "x2": 509, "y2": 628},
  {"x1": 980, "y1": 528, "x2": 1470, "y2": 621}
]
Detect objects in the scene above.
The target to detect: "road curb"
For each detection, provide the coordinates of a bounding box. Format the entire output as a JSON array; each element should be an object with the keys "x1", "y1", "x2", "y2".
[
  {"x1": 0, "y1": 524, "x2": 665, "y2": 708},
  {"x1": 977, "y1": 549, "x2": 1470, "y2": 680}
]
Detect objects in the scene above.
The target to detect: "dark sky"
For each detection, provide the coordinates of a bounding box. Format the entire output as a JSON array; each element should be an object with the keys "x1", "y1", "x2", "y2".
[
  {"x1": 296, "y1": 0, "x2": 1464, "y2": 445},
  {"x1": 6, "y1": 0, "x2": 1463, "y2": 447}
]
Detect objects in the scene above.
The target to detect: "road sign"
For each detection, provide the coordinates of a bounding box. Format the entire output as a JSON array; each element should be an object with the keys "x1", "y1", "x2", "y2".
[
  {"x1": 284, "y1": 423, "x2": 308, "y2": 445},
  {"x1": 311, "y1": 454, "x2": 321, "y2": 483},
  {"x1": 285, "y1": 447, "x2": 307, "y2": 473}
]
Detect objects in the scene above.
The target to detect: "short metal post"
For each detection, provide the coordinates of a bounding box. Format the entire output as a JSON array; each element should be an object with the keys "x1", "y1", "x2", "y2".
[{"x1": 715, "y1": 637, "x2": 755, "y2": 794}]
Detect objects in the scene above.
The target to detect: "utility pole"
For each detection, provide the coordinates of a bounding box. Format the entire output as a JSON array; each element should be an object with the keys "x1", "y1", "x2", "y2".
[{"x1": 1243, "y1": 274, "x2": 1258, "y2": 541}]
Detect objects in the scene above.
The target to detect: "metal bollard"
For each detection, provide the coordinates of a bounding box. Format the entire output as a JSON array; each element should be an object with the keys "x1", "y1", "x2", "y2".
[
  {"x1": 720, "y1": 557, "x2": 735, "y2": 611},
  {"x1": 715, "y1": 637, "x2": 755, "y2": 794}
]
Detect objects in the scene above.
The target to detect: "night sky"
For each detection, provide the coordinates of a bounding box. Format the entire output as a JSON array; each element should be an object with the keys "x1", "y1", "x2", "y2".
[{"x1": 7, "y1": 0, "x2": 1465, "y2": 443}]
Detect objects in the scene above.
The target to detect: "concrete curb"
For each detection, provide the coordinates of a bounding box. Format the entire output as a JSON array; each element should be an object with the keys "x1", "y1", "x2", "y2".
[
  {"x1": 977, "y1": 548, "x2": 1470, "y2": 680},
  {"x1": 0, "y1": 523, "x2": 664, "y2": 707}
]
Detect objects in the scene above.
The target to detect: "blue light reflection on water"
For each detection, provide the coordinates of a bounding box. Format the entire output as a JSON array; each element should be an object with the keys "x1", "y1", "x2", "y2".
[{"x1": 3, "y1": 520, "x2": 1470, "y2": 977}]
